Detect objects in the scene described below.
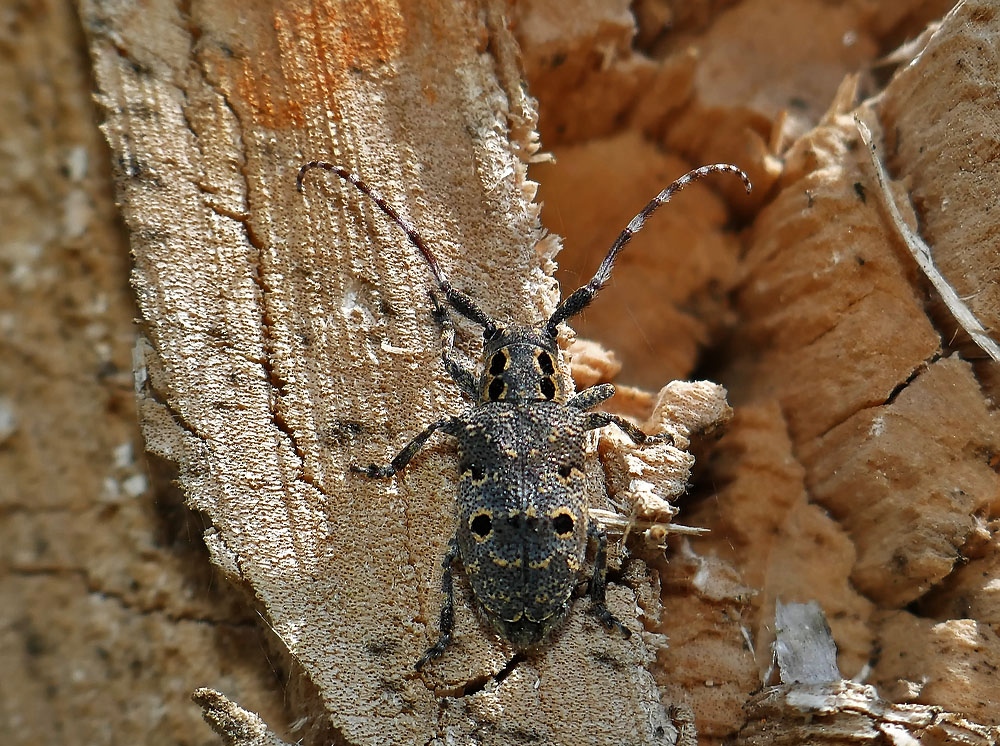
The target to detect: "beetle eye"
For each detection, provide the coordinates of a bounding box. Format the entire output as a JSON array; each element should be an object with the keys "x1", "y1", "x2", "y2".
[{"x1": 552, "y1": 513, "x2": 574, "y2": 537}]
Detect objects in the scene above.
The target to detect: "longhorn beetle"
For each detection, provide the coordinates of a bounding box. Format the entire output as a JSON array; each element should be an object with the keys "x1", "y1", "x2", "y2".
[{"x1": 297, "y1": 160, "x2": 751, "y2": 669}]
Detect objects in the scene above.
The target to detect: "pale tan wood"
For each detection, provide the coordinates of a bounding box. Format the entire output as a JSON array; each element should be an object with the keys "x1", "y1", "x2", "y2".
[
  {"x1": 80, "y1": 0, "x2": 710, "y2": 744},
  {"x1": 0, "y1": 2, "x2": 291, "y2": 745},
  {"x1": 9, "y1": 0, "x2": 1000, "y2": 744}
]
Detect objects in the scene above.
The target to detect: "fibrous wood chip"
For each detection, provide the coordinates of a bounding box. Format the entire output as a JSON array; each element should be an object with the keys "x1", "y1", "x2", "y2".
[
  {"x1": 856, "y1": 117, "x2": 1000, "y2": 363},
  {"x1": 715, "y1": 0, "x2": 1000, "y2": 732},
  {"x1": 686, "y1": 402, "x2": 875, "y2": 684},
  {"x1": 194, "y1": 688, "x2": 292, "y2": 746},
  {"x1": 873, "y1": 611, "x2": 1000, "y2": 726},
  {"x1": 877, "y1": 0, "x2": 1000, "y2": 373},
  {"x1": 739, "y1": 679, "x2": 1000, "y2": 746}
]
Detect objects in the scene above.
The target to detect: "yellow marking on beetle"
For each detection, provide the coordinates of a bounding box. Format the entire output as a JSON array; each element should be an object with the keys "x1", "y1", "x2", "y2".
[
  {"x1": 490, "y1": 553, "x2": 522, "y2": 568},
  {"x1": 529, "y1": 556, "x2": 551, "y2": 570},
  {"x1": 555, "y1": 466, "x2": 580, "y2": 486},
  {"x1": 533, "y1": 348, "x2": 556, "y2": 374},
  {"x1": 504, "y1": 448, "x2": 518, "y2": 459},
  {"x1": 461, "y1": 469, "x2": 490, "y2": 488},
  {"x1": 526, "y1": 505, "x2": 538, "y2": 518},
  {"x1": 535, "y1": 594, "x2": 549, "y2": 606},
  {"x1": 566, "y1": 555, "x2": 582, "y2": 571}
]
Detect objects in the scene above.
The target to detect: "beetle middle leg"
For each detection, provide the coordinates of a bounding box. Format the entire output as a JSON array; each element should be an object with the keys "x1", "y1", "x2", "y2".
[
  {"x1": 570, "y1": 385, "x2": 674, "y2": 446},
  {"x1": 567, "y1": 383, "x2": 615, "y2": 410},
  {"x1": 352, "y1": 415, "x2": 459, "y2": 478},
  {"x1": 584, "y1": 409, "x2": 673, "y2": 447}
]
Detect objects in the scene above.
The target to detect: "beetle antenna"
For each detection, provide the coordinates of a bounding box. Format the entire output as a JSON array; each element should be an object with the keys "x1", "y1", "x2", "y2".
[
  {"x1": 298, "y1": 161, "x2": 499, "y2": 335},
  {"x1": 545, "y1": 164, "x2": 751, "y2": 335}
]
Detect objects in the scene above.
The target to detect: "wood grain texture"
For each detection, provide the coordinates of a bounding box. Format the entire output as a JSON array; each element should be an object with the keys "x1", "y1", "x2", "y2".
[
  {"x1": 0, "y1": 2, "x2": 289, "y2": 744},
  {"x1": 6, "y1": 0, "x2": 999, "y2": 744},
  {"x1": 81, "y1": 0, "x2": 695, "y2": 744}
]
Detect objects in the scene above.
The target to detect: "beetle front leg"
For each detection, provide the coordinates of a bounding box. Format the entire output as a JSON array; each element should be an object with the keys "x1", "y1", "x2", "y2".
[
  {"x1": 567, "y1": 383, "x2": 615, "y2": 410},
  {"x1": 587, "y1": 524, "x2": 631, "y2": 638},
  {"x1": 415, "y1": 540, "x2": 459, "y2": 670},
  {"x1": 583, "y1": 410, "x2": 673, "y2": 447},
  {"x1": 352, "y1": 416, "x2": 457, "y2": 478},
  {"x1": 428, "y1": 291, "x2": 479, "y2": 399}
]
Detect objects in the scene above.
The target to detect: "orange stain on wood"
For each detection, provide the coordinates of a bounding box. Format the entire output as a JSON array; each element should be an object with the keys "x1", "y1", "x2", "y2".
[
  {"x1": 232, "y1": 0, "x2": 408, "y2": 130},
  {"x1": 238, "y1": 62, "x2": 306, "y2": 130}
]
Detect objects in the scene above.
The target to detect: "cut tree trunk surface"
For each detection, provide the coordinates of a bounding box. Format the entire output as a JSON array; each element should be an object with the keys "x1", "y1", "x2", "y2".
[{"x1": 3, "y1": 1, "x2": 998, "y2": 745}]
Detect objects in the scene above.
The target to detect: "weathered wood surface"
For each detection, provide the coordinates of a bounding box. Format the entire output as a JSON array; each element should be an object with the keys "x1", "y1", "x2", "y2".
[
  {"x1": 3, "y1": 0, "x2": 999, "y2": 744},
  {"x1": 82, "y1": 0, "x2": 707, "y2": 744}
]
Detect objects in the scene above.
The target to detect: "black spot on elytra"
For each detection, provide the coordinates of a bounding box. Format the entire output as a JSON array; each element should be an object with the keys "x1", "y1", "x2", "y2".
[
  {"x1": 488, "y1": 377, "x2": 505, "y2": 401},
  {"x1": 537, "y1": 351, "x2": 554, "y2": 375},
  {"x1": 552, "y1": 513, "x2": 574, "y2": 536},
  {"x1": 463, "y1": 462, "x2": 484, "y2": 480},
  {"x1": 540, "y1": 377, "x2": 556, "y2": 400},
  {"x1": 471, "y1": 513, "x2": 492, "y2": 537}
]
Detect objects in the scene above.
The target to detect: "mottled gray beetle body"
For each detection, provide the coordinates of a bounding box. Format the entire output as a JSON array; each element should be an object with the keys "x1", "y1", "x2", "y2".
[
  {"x1": 297, "y1": 160, "x2": 751, "y2": 669},
  {"x1": 442, "y1": 324, "x2": 589, "y2": 647},
  {"x1": 453, "y1": 395, "x2": 590, "y2": 646}
]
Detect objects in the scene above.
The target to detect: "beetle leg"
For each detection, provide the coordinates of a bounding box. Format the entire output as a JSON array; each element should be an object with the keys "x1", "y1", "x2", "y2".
[
  {"x1": 583, "y1": 411, "x2": 673, "y2": 447},
  {"x1": 416, "y1": 540, "x2": 460, "y2": 670},
  {"x1": 429, "y1": 290, "x2": 479, "y2": 399},
  {"x1": 566, "y1": 383, "x2": 615, "y2": 410},
  {"x1": 587, "y1": 524, "x2": 631, "y2": 639},
  {"x1": 352, "y1": 416, "x2": 458, "y2": 478}
]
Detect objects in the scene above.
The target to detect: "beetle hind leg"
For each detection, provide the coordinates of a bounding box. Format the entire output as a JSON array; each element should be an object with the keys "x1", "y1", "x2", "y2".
[
  {"x1": 415, "y1": 540, "x2": 460, "y2": 670},
  {"x1": 587, "y1": 524, "x2": 632, "y2": 639}
]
